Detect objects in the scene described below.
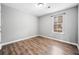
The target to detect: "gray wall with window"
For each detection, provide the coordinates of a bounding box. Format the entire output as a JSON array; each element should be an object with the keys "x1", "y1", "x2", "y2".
[{"x1": 39, "y1": 6, "x2": 78, "y2": 44}]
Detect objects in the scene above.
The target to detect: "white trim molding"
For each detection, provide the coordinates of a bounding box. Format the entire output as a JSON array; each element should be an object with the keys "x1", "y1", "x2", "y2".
[
  {"x1": 39, "y1": 35, "x2": 78, "y2": 46},
  {"x1": 77, "y1": 45, "x2": 79, "y2": 53},
  {"x1": 78, "y1": 45, "x2": 79, "y2": 50},
  {"x1": 0, "y1": 45, "x2": 2, "y2": 50},
  {"x1": 1, "y1": 35, "x2": 38, "y2": 46}
]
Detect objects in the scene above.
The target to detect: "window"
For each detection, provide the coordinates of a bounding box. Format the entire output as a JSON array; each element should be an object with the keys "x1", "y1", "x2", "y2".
[{"x1": 54, "y1": 16, "x2": 63, "y2": 33}]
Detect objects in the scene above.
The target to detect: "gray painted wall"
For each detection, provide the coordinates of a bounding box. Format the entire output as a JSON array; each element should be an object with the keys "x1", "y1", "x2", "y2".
[
  {"x1": 1, "y1": 4, "x2": 78, "y2": 45},
  {"x1": 78, "y1": 5, "x2": 79, "y2": 48},
  {"x1": 0, "y1": 4, "x2": 1, "y2": 49},
  {"x1": 39, "y1": 6, "x2": 78, "y2": 44},
  {"x1": 1, "y1": 4, "x2": 38, "y2": 43}
]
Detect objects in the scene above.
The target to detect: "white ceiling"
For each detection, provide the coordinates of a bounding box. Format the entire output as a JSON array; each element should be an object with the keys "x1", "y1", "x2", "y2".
[{"x1": 3, "y1": 3, "x2": 78, "y2": 17}]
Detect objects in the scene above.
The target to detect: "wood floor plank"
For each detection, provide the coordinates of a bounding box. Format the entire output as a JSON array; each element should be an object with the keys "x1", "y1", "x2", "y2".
[{"x1": 0, "y1": 36, "x2": 78, "y2": 55}]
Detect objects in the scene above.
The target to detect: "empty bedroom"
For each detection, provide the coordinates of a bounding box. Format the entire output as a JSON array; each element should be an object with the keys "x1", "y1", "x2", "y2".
[{"x1": 0, "y1": 3, "x2": 79, "y2": 55}]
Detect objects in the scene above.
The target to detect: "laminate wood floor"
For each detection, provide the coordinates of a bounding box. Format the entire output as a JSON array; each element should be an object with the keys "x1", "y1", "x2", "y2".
[{"x1": 0, "y1": 36, "x2": 78, "y2": 55}]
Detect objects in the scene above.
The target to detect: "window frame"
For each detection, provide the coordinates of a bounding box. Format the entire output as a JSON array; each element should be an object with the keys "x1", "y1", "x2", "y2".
[{"x1": 52, "y1": 15, "x2": 64, "y2": 34}]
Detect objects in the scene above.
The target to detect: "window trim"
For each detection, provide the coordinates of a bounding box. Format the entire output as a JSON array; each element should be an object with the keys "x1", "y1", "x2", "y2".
[{"x1": 52, "y1": 15, "x2": 64, "y2": 34}]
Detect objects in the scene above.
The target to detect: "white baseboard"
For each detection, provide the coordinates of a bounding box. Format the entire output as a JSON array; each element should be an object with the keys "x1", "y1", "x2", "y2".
[
  {"x1": 77, "y1": 45, "x2": 79, "y2": 50},
  {"x1": 39, "y1": 35, "x2": 78, "y2": 46},
  {"x1": 0, "y1": 45, "x2": 2, "y2": 50},
  {"x1": 1, "y1": 35, "x2": 38, "y2": 46}
]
